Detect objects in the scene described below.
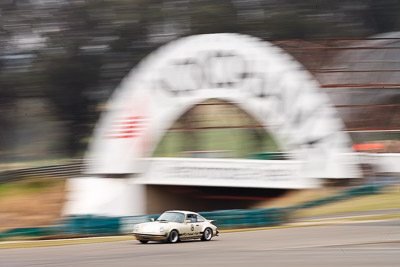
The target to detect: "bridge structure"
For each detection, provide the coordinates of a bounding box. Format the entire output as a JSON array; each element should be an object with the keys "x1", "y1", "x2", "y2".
[{"x1": 64, "y1": 34, "x2": 360, "y2": 217}]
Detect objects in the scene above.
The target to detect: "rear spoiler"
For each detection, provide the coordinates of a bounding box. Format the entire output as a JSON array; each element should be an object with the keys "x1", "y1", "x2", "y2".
[{"x1": 208, "y1": 219, "x2": 217, "y2": 223}]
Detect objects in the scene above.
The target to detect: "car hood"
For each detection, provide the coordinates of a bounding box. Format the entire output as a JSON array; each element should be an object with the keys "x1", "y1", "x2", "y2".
[{"x1": 136, "y1": 221, "x2": 170, "y2": 233}]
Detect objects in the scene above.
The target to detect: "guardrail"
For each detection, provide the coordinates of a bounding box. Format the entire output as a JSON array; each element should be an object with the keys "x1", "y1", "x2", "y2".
[
  {"x1": 0, "y1": 184, "x2": 389, "y2": 240},
  {"x1": 0, "y1": 162, "x2": 84, "y2": 184}
]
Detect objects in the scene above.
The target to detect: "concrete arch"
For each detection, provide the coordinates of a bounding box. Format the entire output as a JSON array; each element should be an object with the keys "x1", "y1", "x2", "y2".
[
  {"x1": 65, "y1": 34, "x2": 360, "y2": 216},
  {"x1": 87, "y1": 33, "x2": 356, "y2": 177}
]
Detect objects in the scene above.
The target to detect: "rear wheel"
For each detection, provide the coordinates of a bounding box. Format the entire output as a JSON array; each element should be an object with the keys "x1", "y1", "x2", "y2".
[
  {"x1": 168, "y1": 230, "x2": 179, "y2": 243},
  {"x1": 201, "y1": 228, "x2": 213, "y2": 241},
  {"x1": 138, "y1": 240, "x2": 148, "y2": 244}
]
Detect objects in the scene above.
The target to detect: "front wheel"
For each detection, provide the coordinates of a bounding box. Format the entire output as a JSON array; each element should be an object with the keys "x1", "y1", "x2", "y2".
[
  {"x1": 138, "y1": 240, "x2": 148, "y2": 244},
  {"x1": 201, "y1": 228, "x2": 213, "y2": 241},
  {"x1": 168, "y1": 230, "x2": 179, "y2": 243}
]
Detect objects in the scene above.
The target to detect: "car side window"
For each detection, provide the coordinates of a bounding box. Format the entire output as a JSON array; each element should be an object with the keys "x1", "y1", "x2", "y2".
[
  {"x1": 186, "y1": 214, "x2": 197, "y2": 222},
  {"x1": 196, "y1": 215, "x2": 205, "y2": 222}
]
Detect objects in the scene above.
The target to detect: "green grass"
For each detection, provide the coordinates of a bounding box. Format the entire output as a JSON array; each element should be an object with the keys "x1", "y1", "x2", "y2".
[
  {"x1": 0, "y1": 178, "x2": 64, "y2": 199},
  {"x1": 295, "y1": 186, "x2": 400, "y2": 218},
  {"x1": 151, "y1": 99, "x2": 281, "y2": 158},
  {"x1": 152, "y1": 129, "x2": 280, "y2": 158},
  {"x1": 344, "y1": 213, "x2": 400, "y2": 221}
]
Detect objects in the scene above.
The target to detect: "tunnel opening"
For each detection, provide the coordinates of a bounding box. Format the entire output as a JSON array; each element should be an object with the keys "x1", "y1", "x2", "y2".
[{"x1": 146, "y1": 185, "x2": 290, "y2": 214}]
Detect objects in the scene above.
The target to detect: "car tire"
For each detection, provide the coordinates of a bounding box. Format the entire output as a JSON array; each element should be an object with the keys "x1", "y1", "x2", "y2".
[
  {"x1": 138, "y1": 240, "x2": 148, "y2": 244},
  {"x1": 168, "y1": 230, "x2": 179, "y2": 243},
  {"x1": 201, "y1": 228, "x2": 213, "y2": 241}
]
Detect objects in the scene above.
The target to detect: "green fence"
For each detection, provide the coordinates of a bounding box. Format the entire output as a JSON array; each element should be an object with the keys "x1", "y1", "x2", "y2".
[
  {"x1": 199, "y1": 208, "x2": 290, "y2": 229},
  {"x1": 62, "y1": 216, "x2": 121, "y2": 236},
  {"x1": 0, "y1": 227, "x2": 60, "y2": 239},
  {"x1": 0, "y1": 184, "x2": 389, "y2": 240}
]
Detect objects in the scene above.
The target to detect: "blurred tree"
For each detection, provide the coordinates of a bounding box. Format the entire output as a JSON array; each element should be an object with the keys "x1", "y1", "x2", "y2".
[
  {"x1": 0, "y1": 71, "x2": 18, "y2": 161},
  {"x1": 189, "y1": 0, "x2": 239, "y2": 34},
  {"x1": 37, "y1": 0, "x2": 156, "y2": 156},
  {"x1": 364, "y1": 0, "x2": 400, "y2": 33},
  {"x1": 43, "y1": 54, "x2": 101, "y2": 156}
]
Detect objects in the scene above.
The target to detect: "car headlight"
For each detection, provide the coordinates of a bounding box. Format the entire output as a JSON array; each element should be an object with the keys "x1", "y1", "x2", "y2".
[{"x1": 159, "y1": 226, "x2": 165, "y2": 233}]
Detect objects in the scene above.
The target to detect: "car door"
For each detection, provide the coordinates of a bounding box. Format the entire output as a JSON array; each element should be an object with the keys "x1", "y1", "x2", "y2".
[
  {"x1": 176, "y1": 214, "x2": 191, "y2": 238},
  {"x1": 184, "y1": 214, "x2": 199, "y2": 238},
  {"x1": 194, "y1": 215, "x2": 206, "y2": 237}
]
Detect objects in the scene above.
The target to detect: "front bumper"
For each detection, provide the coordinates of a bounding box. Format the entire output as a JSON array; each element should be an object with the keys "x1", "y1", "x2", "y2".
[{"x1": 132, "y1": 232, "x2": 168, "y2": 241}]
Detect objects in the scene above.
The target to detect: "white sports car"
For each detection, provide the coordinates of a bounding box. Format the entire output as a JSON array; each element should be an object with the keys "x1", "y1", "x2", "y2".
[{"x1": 132, "y1": 210, "x2": 219, "y2": 243}]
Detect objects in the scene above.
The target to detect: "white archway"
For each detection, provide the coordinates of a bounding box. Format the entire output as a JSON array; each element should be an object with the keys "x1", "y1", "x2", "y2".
[{"x1": 64, "y1": 34, "x2": 360, "y2": 216}]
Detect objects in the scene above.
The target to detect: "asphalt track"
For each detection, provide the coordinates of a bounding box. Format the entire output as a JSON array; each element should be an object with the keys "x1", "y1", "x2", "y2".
[{"x1": 1, "y1": 219, "x2": 399, "y2": 267}]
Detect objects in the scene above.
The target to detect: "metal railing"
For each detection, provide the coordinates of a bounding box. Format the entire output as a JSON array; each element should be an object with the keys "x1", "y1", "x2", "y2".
[{"x1": 0, "y1": 161, "x2": 84, "y2": 184}]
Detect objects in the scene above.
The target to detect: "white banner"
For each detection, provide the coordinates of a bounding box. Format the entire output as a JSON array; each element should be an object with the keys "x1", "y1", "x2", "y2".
[{"x1": 134, "y1": 158, "x2": 320, "y2": 189}]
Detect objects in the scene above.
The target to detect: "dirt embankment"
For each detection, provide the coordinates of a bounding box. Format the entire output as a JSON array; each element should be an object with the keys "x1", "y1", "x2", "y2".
[{"x1": 0, "y1": 178, "x2": 66, "y2": 232}]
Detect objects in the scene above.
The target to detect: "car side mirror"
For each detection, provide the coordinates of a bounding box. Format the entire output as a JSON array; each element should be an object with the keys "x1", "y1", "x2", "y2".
[
  {"x1": 185, "y1": 220, "x2": 191, "y2": 224},
  {"x1": 151, "y1": 218, "x2": 155, "y2": 222}
]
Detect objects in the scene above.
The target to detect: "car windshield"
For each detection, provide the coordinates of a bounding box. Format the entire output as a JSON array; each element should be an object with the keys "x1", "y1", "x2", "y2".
[{"x1": 156, "y1": 212, "x2": 185, "y2": 223}]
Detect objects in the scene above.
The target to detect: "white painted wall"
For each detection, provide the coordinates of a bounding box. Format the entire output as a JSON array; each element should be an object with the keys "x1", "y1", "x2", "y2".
[{"x1": 63, "y1": 177, "x2": 146, "y2": 216}]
